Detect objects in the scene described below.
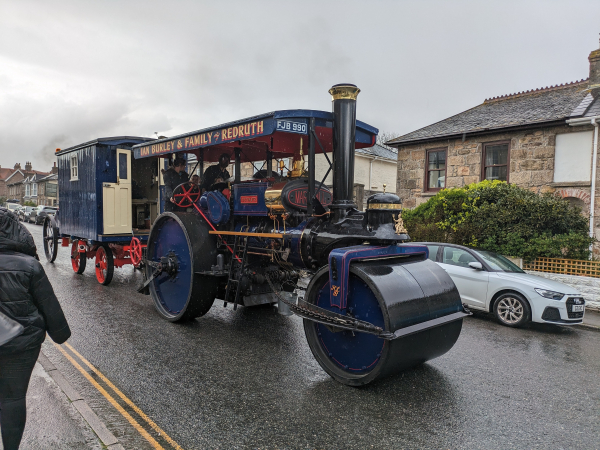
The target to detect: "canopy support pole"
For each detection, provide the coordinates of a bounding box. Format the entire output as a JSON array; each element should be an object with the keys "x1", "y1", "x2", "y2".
[{"x1": 308, "y1": 118, "x2": 316, "y2": 215}]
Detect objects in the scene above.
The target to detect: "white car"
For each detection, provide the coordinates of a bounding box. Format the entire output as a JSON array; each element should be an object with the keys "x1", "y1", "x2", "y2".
[{"x1": 415, "y1": 243, "x2": 586, "y2": 327}]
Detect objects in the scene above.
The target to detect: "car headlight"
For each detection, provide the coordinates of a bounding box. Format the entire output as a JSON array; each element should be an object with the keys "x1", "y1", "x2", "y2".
[{"x1": 534, "y1": 288, "x2": 564, "y2": 300}]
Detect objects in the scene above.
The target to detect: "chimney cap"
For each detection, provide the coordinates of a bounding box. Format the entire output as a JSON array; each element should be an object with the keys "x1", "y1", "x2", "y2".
[{"x1": 329, "y1": 84, "x2": 360, "y2": 101}]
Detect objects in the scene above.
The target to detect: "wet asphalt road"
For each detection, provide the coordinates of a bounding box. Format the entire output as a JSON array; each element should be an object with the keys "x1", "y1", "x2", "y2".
[{"x1": 26, "y1": 222, "x2": 600, "y2": 449}]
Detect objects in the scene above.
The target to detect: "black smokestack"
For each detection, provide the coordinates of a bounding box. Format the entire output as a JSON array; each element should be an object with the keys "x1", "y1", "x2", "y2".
[{"x1": 329, "y1": 83, "x2": 360, "y2": 221}]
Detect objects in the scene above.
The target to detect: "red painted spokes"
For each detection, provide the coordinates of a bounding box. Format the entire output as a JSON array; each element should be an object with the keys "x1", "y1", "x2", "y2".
[
  {"x1": 95, "y1": 246, "x2": 108, "y2": 284},
  {"x1": 71, "y1": 241, "x2": 81, "y2": 273},
  {"x1": 130, "y1": 237, "x2": 144, "y2": 267},
  {"x1": 173, "y1": 182, "x2": 201, "y2": 208}
]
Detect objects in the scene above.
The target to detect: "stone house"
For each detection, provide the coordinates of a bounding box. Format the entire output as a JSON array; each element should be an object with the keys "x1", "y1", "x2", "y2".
[{"x1": 388, "y1": 45, "x2": 600, "y2": 245}]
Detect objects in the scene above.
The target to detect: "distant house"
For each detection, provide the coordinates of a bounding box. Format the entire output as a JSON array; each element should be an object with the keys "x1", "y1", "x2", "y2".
[
  {"x1": 0, "y1": 165, "x2": 16, "y2": 198},
  {"x1": 6, "y1": 162, "x2": 55, "y2": 205},
  {"x1": 387, "y1": 44, "x2": 600, "y2": 245}
]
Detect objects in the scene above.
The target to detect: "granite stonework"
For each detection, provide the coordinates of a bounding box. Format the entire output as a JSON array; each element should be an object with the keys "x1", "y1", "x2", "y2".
[
  {"x1": 396, "y1": 123, "x2": 600, "y2": 249},
  {"x1": 526, "y1": 271, "x2": 600, "y2": 311}
]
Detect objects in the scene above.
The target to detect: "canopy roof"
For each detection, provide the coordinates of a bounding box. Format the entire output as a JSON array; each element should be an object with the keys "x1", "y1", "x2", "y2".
[{"x1": 132, "y1": 109, "x2": 378, "y2": 163}]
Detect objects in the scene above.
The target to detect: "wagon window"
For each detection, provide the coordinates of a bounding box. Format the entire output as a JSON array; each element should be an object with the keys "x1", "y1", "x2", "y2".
[
  {"x1": 119, "y1": 153, "x2": 128, "y2": 180},
  {"x1": 70, "y1": 155, "x2": 78, "y2": 181}
]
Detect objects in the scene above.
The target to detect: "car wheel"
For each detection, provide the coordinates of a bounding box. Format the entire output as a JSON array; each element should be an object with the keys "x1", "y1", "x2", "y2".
[{"x1": 493, "y1": 293, "x2": 530, "y2": 327}]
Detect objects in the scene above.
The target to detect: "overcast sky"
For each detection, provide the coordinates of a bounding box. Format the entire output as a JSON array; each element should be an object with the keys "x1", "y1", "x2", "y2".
[{"x1": 1, "y1": 0, "x2": 599, "y2": 171}]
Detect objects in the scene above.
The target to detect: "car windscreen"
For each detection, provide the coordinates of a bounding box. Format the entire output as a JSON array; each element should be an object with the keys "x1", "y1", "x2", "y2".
[{"x1": 473, "y1": 250, "x2": 524, "y2": 273}]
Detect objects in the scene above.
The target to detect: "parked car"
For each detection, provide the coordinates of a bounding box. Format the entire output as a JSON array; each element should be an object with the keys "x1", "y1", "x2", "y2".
[
  {"x1": 5, "y1": 202, "x2": 20, "y2": 213},
  {"x1": 415, "y1": 242, "x2": 586, "y2": 327},
  {"x1": 19, "y1": 206, "x2": 36, "y2": 222},
  {"x1": 29, "y1": 206, "x2": 58, "y2": 225}
]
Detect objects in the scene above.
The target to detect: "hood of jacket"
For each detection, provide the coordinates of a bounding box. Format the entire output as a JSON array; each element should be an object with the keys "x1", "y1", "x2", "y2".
[{"x1": 0, "y1": 207, "x2": 37, "y2": 257}]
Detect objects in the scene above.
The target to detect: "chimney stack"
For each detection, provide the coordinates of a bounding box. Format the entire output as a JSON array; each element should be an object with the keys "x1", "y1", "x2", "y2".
[
  {"x1": 329, "y1": 83, "x2": 360, "y2": 222},
  {"x1": 51, "y1": 162, "x2": 58, "y2": 174},
  {"x1": 589, "y1": 43, "x2": 600, "y2": 96},
  {"x1": 25, "y1": 161, "x2": 32, "y2": 172},
  {"x1": 14, "y1": 163, "x2": 21, "y2": 170}
]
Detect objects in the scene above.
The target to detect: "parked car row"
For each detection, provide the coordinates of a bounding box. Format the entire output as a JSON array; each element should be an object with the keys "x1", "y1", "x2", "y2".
[
  {"x1": 7, "y1": 204, "x2": 59, "y2": 224},
  {"x1": 415, "y1": 242, "x2": 586, "y2": 328}
]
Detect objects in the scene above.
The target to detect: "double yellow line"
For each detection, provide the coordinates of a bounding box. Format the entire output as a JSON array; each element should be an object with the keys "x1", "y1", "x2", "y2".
[{"x1": 55, "y1": 342, "x2": 183, "y2": 450}]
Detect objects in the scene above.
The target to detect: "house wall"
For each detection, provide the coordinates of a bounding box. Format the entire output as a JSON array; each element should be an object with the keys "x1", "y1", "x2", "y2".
[
  {"x1": 314, "y1": 153, "x2": 397, "y2": 194},
  {"x1": 396, "y1": 123, "x2": 600, "y2": 250}
]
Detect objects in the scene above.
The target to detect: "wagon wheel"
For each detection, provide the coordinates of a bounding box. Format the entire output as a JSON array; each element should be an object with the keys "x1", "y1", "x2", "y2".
[
  {"x1": 95, "y1": 245, "x2": 114, "y2": 285},
  {"x1": 172, "y1": 182, "x2": 201, "y2": 208},
  {"x1": 71, "y1": 241, "x2": 86, "y2": 274},
  {"x1": 130, "y1": 237, "x2": 144, "y2": 268},
  {"x1": 43, "y1": 216, "x2": 59, "y2": 263}
]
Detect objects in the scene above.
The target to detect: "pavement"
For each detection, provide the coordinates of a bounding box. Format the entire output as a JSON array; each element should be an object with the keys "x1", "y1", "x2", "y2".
[
  {"x1": 5, "y1": 221, "x2": 600, "y2": 449},
  {"x1": 0, "y1": 351, "x2": 124, "y2": 450}
]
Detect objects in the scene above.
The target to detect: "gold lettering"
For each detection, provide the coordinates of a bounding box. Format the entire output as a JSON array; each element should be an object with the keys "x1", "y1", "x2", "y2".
[
  {"x1": 207, "y1": 133, "x2": 212, "y2": 144},
  {"x1": 222, "y1": 129, "x2": 227, "y2": 140},
  {"x1": 257, "y1": 121, "x2": 264, "y2": 134},
  {"x1": 250, "y1": 123, "x2": 256, "y2": 135},
  {"x1": 184, "y1": 137, "x2": 189, "y2": 147},
  {"x1": 244, "y1": 124, "x2": 250, "y2": 135},
  {"x1": 233, "y1": 127, "x2": 238, "y2": 139},
  {"x1": 227, "y1": 128, "x2": 232, "y2": 140},
  {"x1": 238, "y1": 125, "x2": 244, "y2": 137}
]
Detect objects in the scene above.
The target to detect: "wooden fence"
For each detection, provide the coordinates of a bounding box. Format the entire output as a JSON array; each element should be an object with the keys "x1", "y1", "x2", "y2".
[{"x1": 523, "y1": 257, "x2": 600, "y2": 278}]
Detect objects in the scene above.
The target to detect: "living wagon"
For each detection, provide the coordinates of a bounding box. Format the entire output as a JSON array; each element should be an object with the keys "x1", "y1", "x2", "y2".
[{"x1": 44, "y1": 136, "x2": 164, "y2": 285}]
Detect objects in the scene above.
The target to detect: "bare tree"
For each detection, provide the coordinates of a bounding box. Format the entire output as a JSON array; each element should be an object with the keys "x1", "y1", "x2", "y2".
[{"x1": 376, "y1": 131, "x2": 401, "y2": 149}]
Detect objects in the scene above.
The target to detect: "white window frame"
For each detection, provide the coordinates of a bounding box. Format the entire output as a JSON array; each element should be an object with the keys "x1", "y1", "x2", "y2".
[
  {"x1": 25, "y1": 184, "x2": 30, "y2": 196},
  {"x1": 32, "y1": 183, "x2": 37, "y2": 196},
  {"x1": 70, "y1": 155, "x2": 79, "y2": 181}
]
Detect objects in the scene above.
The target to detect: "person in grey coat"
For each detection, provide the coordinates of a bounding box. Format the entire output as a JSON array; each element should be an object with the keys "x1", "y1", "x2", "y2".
[{"x1": 0, "y1": 207, "x2": 71, "y2": 450}]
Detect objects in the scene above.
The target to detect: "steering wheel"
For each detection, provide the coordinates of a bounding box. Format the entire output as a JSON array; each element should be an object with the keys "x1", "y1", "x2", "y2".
[{"x1": 172, "y1": 182, "x2": 201, "y2": 208}]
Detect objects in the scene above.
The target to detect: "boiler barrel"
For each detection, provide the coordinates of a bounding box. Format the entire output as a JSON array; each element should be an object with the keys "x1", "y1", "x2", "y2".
[{"x1": 303, "y1": 258, "x2": 463, "y2": 386}]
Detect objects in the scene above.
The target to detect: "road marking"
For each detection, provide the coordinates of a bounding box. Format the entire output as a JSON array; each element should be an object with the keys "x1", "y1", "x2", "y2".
[
  {"x1": 63, "y1": 342, "x2": 184, "y2": 450},
  {"x1": 54, "y1": 343, "x2": 167, "y2": 450}
]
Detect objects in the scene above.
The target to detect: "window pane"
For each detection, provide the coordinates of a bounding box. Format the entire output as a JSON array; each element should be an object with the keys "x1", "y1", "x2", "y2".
[
  {"x1": 442, "y1": 247, "x2": 477, "y2": 267},
  {"x1": 485, "y1": 165, "x2": 507, "y2": 181},
  {"x1": 426, "y1": 245, "x2": 440, "y2": 261},
  {"x1": 428, "y1": 151, "x2": 446, "y2": 170},
  {"x1": 485, "y1": 145, "x2": 508, "y2": 166},
  {"x1": 119, "y1": 153, "x2": 128, "y2": 180},
  {"x1": 428, "y1": 170, "x2": 445, "y2": 188}
]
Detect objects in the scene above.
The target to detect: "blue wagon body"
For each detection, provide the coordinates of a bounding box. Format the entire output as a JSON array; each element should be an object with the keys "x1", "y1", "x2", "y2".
[{"x1": 55, "y1": 136, "x2": 154, "y2": 243}]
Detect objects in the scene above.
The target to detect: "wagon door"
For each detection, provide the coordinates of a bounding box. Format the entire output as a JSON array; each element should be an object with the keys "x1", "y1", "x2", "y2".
[{"x1": 103, "y1": 149, "x2": 132, "y2": 234}]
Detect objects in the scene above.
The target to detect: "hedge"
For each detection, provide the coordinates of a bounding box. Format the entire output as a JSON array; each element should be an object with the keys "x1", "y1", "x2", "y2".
[{"x1": 402, "y1": 180, "x2": 594, "y2": 262}]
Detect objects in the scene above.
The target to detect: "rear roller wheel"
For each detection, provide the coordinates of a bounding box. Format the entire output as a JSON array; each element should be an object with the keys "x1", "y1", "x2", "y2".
[
  {"x1": 304, "y1": 260, "x2": 464, "y2": 386},
  {"x1": 71, "y1": 241, "x2": 86, "y2": 274},
  {"x1": 43, "y1": 217, "x2": 59, "y2": 263},
  {"x1": 146, "y1": 212, "x2": 218, "y2": 322},
  {"x1": 95, "y1": 245, "x2": 114, "y2": 285}
]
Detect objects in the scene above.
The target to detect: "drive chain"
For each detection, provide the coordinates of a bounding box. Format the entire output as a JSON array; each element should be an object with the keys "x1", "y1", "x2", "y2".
[{"x1": 265, "y1": 274, "x2": 389, "y2": 338}]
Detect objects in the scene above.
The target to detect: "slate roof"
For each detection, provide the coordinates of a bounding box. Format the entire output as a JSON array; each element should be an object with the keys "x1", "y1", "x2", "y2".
[
  {"x1": 355, "y1": 144, "x2": 397, "y2": 161},
  {"x1": 575, "y1": 93, "x2": 600, "y2": 117},
  {"x1": 388, "y1": 79, "x2": 591, "y2": 146}
]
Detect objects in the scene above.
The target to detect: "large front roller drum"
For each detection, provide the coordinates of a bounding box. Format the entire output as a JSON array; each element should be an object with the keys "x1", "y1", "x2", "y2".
[
  {"x1": 146, "y1": 212, "x2": 218, "y2": 322},
  {"x1": 303, "y1": 259, "x2": 463, "y2": 386}
]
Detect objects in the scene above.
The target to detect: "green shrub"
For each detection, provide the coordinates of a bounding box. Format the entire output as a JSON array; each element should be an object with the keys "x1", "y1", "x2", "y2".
[{"x1": 402, "y1": 180, "x2": 594, "y2": 261}]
